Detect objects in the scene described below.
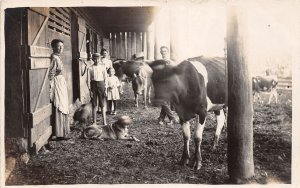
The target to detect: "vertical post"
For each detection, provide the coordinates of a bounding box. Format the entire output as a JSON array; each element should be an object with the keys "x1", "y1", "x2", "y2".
[
  {"x1": 136, "y1": 32, "x2": 142, "y2": 53},
  {"x1": 127, "y1": 32, "x2": 132, "y2": 59},
  {"x1": 120, "y1": 32, "x2": 126, "y2": 59},
  {"x1": 111, "y1": 32, "x2": 116, "y2": 58},
  {"x1": 227, "y1": 4, "x2": 254, "y2": 183},
  {"x1": 124, "y1": 32, "x2": 128, "y2": 59},
  {"x1": 147, "y1": 22, "x2": 155, "y2": 60},
  {"x1": 116, "y1": 32, "x2": 121, "y2": 59},
  {"x1": 170, "y1": 5, "x2": 187, "y2": 63},
  {"x1": 132, "y1": 32, "x2": 137, "y2": 57},
  {"x1": 154, "y1": 6, "x2": 170, "y2": 60},
  {"x1": 143, "y1": 31, "x2": 147, "y2": 59},
  {"x1": 109, "y1": 33, "x2": 113, "y2": 57}
]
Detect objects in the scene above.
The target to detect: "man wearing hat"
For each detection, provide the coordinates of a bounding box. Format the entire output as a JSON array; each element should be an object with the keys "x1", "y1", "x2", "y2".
[{"x1": 87, "y1": 53, "x2": 108, "y2": 126}]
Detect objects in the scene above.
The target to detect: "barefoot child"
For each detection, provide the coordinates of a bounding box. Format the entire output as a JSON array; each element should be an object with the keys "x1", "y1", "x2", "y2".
[
  {"x1": 87, "y1": 53, "x2": 108, "y2": 125},
  {"x1": 107, "y1": 68, "x2": 120, "y2": 115}
]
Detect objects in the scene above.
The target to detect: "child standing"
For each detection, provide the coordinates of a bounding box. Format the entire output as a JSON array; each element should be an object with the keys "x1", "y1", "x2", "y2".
[
  {"x1": 87, "y1": 53, "x2": 108, "y2": 125},
  {"x1": 107, "y1": 68, "x2": 120, "y2": 115}
]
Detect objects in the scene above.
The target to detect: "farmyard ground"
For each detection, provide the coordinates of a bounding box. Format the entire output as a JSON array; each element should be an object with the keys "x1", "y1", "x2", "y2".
[{"x1": 6, "y1": 82, "x2": 292, "y2": 185}]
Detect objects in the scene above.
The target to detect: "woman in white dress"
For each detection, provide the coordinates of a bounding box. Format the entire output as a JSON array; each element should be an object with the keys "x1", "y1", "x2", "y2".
[{"x1": 49, "y1": 39, "x2": 70, "y2": 140}]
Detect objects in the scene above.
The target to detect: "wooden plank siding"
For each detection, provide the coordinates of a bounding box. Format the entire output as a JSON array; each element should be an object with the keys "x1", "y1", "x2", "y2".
[
  {"x1": 108, "y1": 31, "x2": 149, "y2": 60},
  {"x1": 6, "y1": 7, "x2": 154, "y2": 154},
  {"x1": 277, "y1": 77, "x2": 292, "y2": 90}
]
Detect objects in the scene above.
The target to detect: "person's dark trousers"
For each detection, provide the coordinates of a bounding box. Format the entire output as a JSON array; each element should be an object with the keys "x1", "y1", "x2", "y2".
[{"x1": 158, "y1": 101, "x2": 175, "y2": 121}]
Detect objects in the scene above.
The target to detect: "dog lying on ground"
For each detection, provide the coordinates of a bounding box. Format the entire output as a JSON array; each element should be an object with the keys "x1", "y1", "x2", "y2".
[{"x1": 82, "y1": 115, "x2": 139, "y2": 141}]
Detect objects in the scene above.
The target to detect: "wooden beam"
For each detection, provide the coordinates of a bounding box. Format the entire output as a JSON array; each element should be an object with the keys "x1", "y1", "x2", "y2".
[
  {"x1": 33, "y1": 68, "x2": 50, "y2": 112},
  {"x1": 79, "y1": 52, "x2": 87, "y2": 59},
  {"x1": 28, "y1": 46, "x2": 52, "y2": 58},
  {"x1": 28, "y1": 58, "x2": 50, "y2": 69},
  {"x1": 227, "y1": 4, "x2": 254, "y2": 183},
  {"x1": 127, "y1": 32, "x2": 132, "y2": 59},
  {"x1": 32, "y1": 16, "x2": 49, "y2": 46},
  {"x1": 30, "y1": 104, "x2": 52, "y2": 127},
  {"x1": 29, "y1": 7, "x2": 49, "y2": 17},
  {"x1": 33, "y1": 126, "x2": 52, "y2": 154}
]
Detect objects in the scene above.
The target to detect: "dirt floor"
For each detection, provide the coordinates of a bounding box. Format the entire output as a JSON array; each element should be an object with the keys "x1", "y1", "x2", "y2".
[{"x1": 6, "y1": 83, "x2": 292, "y2": 185}]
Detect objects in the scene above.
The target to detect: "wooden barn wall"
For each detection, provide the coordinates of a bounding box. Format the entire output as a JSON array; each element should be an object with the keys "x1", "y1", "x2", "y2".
[
  {"x1": 48, "y1": 7, "x2": 73, "y2": 105},
  {"x1": 109, "y1": 31, "x2": 147, "y2": 60},
  {"x1": 5, "y1": 8, "x2": 25, "y2": 137}
]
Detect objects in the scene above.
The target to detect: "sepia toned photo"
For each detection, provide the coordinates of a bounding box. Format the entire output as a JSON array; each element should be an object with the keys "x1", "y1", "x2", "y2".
[{"x1": 1, "y1": 0, "x2": 299, "y2": 187}]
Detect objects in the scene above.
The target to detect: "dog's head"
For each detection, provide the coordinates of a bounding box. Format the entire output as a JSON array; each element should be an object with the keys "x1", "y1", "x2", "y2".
[{"x1": 114, "y1": 115, "x2": 132, "y2": 129}]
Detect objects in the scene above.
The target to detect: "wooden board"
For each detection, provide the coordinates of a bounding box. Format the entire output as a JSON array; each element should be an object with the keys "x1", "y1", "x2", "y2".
[{"x1": 30, "y1": 104, "x2": 52, "y2": 127}]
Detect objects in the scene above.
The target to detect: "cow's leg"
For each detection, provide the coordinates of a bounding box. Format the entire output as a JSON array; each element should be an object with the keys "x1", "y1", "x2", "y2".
[
  {"x1": 256, "y1": 93, "x2": 262, "y2": 104},
  {"x1": 193, "y1": 111, "x2": 206, "y2": 170},
  {"x1": 148, "y1": 86, "x2": 151, "y2": 105},
  {"x1": 180, "y1": 121, "x2": 191, "y2": 166},
  {"x1": 213, "y1": 109, "x2": 226, "y2": 150},
  {"x1": 119, "y1": 82, "x2": 124, "y2": 94},
  {"x1": 268, "y1": 89, "x2": 278, "y2": 104},
  {"x1": 274, "y1": 89, "x2": 278, "y2": 104},
  {"x1": 134, "y1": 94, "x2": 139, "y2": 107},
  {"x1": 143, "y1": 86, "x2": 148, "y2": 108}
]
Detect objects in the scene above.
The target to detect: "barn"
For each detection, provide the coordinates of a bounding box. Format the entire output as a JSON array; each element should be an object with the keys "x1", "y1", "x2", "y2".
[
  {"x1": 5, "y1": 6, "x2": 157, "y2": 154},
  {"x1": 2, "y1": 1, "x2": 295, "y2": 185}
]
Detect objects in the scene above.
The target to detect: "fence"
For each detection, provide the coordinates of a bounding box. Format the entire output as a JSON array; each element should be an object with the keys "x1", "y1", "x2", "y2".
[{"x1": 277, "y1": 77, "x2": 292, "y2": 90}]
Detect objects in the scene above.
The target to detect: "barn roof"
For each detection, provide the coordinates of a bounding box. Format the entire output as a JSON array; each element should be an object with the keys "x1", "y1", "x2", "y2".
[{"x1": 83, "y1": 7, "x2": 157, "y2": 34}]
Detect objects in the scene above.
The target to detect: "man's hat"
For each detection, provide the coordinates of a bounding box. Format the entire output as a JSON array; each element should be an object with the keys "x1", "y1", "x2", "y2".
[{"x1": 92, "y1": 53, "x2": 101, "y2": 58}]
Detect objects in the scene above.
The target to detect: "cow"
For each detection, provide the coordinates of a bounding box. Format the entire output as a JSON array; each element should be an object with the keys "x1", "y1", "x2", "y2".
[
  {"x1": 149, "y1": 56, "x2": 226, "y2": 170},
  {"x1": 252, "y1": 75, "x2": 278, "y2": 104},
  {"x1": 113, "y1": 60, "x2": 153, "y2": 108}
]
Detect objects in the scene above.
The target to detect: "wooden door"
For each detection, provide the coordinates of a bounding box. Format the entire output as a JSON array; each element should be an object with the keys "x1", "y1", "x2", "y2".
[
  {"x1": 24, "y1": 7, "x2": 52, "y2": 153},
  {"x1": 71, "y1": 14, "x2": 90, "y2": 103}
]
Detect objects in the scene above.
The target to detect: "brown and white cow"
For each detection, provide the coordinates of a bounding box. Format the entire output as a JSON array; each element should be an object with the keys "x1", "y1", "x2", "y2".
[
  {"x1": 113, "y1": 60, "x2": 153, "y2": 108},
  {"x1": 150, "y1": 56, "x2": 226, "y2": 170},
  {"x1": 252, "y1": 75, "x2": 278, "y2": 104}
]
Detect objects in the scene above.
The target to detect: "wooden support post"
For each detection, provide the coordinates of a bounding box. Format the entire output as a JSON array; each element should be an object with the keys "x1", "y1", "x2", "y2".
[
  {"x1": 116, "y1": 32, "x2": 121, "y2": 59},
  {"x1": 132, "y1": 32, "x2": 137, "y2": 58},
  {"x1": 124, "y1": 32, "x2": 127, "y2": 59},
  {"x1": 143, "y1": 31, "x2": 147, "y2": 59},
  {"x1": 136, "y1": 32, "x2": 142, "y2": 53},
  {"x1": 227, "y1": 5, "x2": 254, "y2": 183},
  {"x1": 109, "y1": 33, "x2": 113, "y2": 57},
  {"x1": 147, "y1": 23, "x2": 155, "y2": 60},
  {"x1": 127, "y1": 32, "x2": 132, "y2": 59},
  {"x1": 170, "y1": 5, "x2": 187, "y2": 63},
  {"x1": 111, "y1": 32, "x2": 116, "y2": 58},
  {"x1": 154, "y1": 6, "x2": 170, "y2": 60},
  {"x1": 119, "y1": 32, "x2": 125, "y2": 59}
]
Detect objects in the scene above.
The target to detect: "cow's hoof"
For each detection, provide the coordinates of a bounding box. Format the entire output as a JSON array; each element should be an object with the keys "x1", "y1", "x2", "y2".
[
  {"x1": 212, "y1": 142, "x2": 218, "y2": 150},
  {"x1": 192, "y1": 162, "x2": 202, "y2": 170},
  {"x1": 179, "y1": 158, "x2": 189, "y2": 166}
]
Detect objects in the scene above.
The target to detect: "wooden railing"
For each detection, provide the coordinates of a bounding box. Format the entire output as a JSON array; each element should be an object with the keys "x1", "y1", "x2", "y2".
[{"x1": 277, "y1": 77, "x2": 292, "y2": 90}]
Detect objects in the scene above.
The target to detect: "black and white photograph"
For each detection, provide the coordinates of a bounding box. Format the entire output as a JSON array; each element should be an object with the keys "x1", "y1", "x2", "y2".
[{"x1": 1, "y1": 0, "x2": 299, "y2": 187}]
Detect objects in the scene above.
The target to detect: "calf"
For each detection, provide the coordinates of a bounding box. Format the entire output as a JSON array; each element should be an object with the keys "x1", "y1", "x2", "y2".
[
  {"x1": 113, "y1": 60, "x2": 153, "y2": 108},
  {"x1": 252, "y1": 75, "x2": 278, "y2": 104},
  {"x1": 150, "y1": 56, "x2": 226, "y2": 170}
]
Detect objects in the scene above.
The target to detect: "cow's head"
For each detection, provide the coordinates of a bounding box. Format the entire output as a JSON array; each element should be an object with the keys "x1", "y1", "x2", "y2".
[
  {"x1": 112, "y1": 59, "x2": 127, "y2": 81},
  {"x1": 132, "y1": 72, "x2": 144, "y2": 95},
  {"x1": 150, "y1": 60, "x2": 182, "y2": 106}
]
